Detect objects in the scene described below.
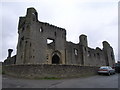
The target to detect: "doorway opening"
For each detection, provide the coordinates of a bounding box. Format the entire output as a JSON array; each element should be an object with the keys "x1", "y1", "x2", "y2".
[{"x1": 52, "y1": 54, "x2": 60, "y2": 64}]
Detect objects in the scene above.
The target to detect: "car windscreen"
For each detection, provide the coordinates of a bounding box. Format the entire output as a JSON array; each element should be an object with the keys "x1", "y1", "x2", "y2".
[{"x1": 100, "y1": 67, "x2": 108, "y2": 69}]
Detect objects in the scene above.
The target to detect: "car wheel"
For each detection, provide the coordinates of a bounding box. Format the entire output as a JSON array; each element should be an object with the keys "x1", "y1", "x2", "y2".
[{"x1": 108, "y1": 72, "x2": 111, "y2": 76}]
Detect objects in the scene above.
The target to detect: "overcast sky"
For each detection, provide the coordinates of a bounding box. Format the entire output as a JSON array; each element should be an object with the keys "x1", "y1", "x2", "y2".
[{"x1": 0, "y1": 0, "x2": 119, "y2": 62}]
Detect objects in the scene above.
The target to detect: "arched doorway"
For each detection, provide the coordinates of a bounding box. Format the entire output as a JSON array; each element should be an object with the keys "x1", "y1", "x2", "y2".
[{"x1": 52, "y1": 54, "x2": 60, "y2": 64}]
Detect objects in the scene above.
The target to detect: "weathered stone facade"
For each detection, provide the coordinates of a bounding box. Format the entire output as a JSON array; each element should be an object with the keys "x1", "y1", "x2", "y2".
[{"x1": 4, "y1": 7, "x2": 115, "y2": 67}]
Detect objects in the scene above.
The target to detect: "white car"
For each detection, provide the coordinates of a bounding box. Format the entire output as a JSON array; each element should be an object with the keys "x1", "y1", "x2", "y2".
[{"x1": 98, "y1": 66, "x2": 115, "y2": 75}]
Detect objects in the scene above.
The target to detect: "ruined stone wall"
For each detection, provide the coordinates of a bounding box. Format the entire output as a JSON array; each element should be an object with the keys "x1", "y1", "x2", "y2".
[
  {"x1": 66, "y1": 35, "x2": 88, "y2": 66},
  {"x1": 3, "y1": 64, "x2": 99, "y2": 79},
  {"x1": 16, "y1": 8, "x2": 66, "y2": 65},
  {"x1": 15, "y1": 7, "x2": 115, "y2": 67},
  {"x1": 4, "y1": 55, "x2": 16, "y2": 65},
  {"x1": 84, "y1": 47, "x2": 106, "y2": 66},
  {"x1": 103, "y1": 41, "x2": 115, "y2": 67},
  {"x1": 36, "y1": 22, "x2": 66, "y2": 64},
  {"x1": 66, "y1": 42, "x2": 105, "y2": 66},
  {"x1": 66, "y1": 34, "x2": 115, "y2": 67},
  {"x1": 66, "y1": 42, "x2": 82, "y2": 65}
]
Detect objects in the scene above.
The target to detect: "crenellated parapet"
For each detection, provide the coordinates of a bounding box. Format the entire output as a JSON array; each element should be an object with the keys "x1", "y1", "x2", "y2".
[{"x1": 40, "y1": 21, "x2": 65, "y2": 30}]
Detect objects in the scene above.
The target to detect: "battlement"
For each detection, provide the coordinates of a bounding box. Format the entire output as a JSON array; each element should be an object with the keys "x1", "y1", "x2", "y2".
[{"x1": 39, "y1": 21, "x2": 66, "y2": 32}]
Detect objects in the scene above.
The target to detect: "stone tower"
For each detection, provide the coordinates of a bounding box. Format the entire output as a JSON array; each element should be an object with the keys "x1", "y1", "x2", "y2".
[
  {"x1": 79, "y1": 34, "x2": 88, "y2": 47},
  {"x1": 102, "y1": 41, "x2": 115, "y2": 66},
  {"x1": 79, "y1": 34, "x2": 88, "y2": 65},
  {"x1": 16, "y1": 7, "x2": 66, "y2": 64}
]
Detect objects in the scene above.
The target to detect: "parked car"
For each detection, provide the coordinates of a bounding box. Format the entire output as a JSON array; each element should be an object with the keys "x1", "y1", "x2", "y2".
[
  {"x1": 98, "y1": 66, "x2": 115, "y2": 76},
  {"x1": 115, "y1": 63, "x2": 120, "y2": 73}
]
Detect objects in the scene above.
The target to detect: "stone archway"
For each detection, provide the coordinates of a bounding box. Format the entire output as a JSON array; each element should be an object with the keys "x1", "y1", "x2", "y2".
[
  {"x1": 52, "y1": 54, "x2": 60, "y2": 64},
  {"x1": 51, "y1": 50, "x2": 61, "y2": 64}
]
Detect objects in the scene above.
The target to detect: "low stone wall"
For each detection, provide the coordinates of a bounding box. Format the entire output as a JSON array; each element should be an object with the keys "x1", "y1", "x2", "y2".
[{"x1": 3, "y1": 64, "x2": 99, "y2": 79}]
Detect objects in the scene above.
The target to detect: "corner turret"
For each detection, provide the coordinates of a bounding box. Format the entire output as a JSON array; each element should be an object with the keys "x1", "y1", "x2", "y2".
[
  {"x1": 79, "y1": 34, "x2": 88, "y2": 47},
  {"x1": 26, "y1": 7, "x2": 38, "y2": 22}
]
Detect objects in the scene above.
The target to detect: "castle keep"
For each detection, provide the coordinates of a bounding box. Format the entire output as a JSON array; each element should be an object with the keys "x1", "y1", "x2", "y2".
[{"x1": 4, "y1": 8, "x2": 115, "y2": 67}]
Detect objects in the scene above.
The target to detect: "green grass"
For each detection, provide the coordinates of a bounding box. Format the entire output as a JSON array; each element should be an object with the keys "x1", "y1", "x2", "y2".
[
  {"x1": 33, "y1": 76, "x2": 61, "y2": 80},
  {"x1": 43, "y1": 77, "x2": 60, "y2": 80}
]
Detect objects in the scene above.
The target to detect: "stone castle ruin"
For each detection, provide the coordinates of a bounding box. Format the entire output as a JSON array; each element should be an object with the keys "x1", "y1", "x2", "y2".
[{"x1": 4, "y1": 7, "x2": 115, "y2": 67}]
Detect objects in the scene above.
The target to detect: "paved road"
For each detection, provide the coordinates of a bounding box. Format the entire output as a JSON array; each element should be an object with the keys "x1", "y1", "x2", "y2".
[{"x1": 2, "y1": 74, "x2": 119, "y2": 88}]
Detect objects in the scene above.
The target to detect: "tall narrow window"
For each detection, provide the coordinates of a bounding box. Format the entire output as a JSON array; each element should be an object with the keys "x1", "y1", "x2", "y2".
[
  {"x1": 97, "y1": 53, "x2": 100, "y2": 59},
  {"x1": 111, "y1": 52, "x2": 114, "y2": 60},
  {"x1": 22, "y1": 27, "x2": 24, "y2": 32},
  {"x1": 88, "y1": 51, "x2": 91, "y2": 57},
  {"x1": 39, "y1": 27, "x2": 43, "y2": 32},
  {"x1": 84, "y1": 47, "x2": 86, "y2": 51},
  {"x1": 74, "y1": 49, "x2": 78, "y2": 55},
  {"x1": 21, "y1": 36, "x2": 24, "y2": 40},
  {"x1": 21, "y1": 55, "x2": 22, "y2": 59},
  {"x1": 55, "y1": 32, "x2": 56, "y2": 36},
  {"x1": 84, "y1": 37, "x2": 86, "y2": 40},
  {"x1": 30, "y1": 43, "x2": 31, "y2": 47}
]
